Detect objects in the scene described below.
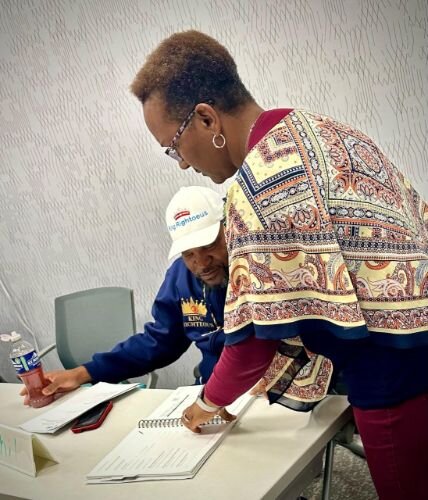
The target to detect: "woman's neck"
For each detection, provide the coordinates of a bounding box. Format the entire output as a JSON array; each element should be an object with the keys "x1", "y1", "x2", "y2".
[{"x1": 222, "y1": 102, "x2": 265, "y2": 167}]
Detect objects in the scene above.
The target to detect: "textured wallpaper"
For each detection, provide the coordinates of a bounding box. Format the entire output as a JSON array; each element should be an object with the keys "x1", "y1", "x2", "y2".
[{"x1": 1, "y1": 0, "x2": 427, "y2": 387}]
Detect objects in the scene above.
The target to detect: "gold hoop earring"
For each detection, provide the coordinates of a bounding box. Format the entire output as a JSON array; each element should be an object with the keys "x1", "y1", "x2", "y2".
[{"x1": 212, "y1": 133, "x2": 226, "y2": 149}]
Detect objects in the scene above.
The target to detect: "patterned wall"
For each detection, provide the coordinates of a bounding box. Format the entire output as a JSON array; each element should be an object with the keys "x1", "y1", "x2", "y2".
[{"x1": 1, "y1": 0, "x2": 427, "y2": 387}]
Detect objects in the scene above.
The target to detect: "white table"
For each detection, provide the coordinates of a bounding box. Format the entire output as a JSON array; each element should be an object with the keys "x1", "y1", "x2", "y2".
[{"x1": 0, "y1": 384, "x2": 352, "y2": 500}]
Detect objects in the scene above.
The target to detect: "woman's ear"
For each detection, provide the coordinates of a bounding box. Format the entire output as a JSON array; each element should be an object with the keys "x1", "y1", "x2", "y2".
[{"x1": 194, "y1": 103, "x2": 221, "y2": 133}]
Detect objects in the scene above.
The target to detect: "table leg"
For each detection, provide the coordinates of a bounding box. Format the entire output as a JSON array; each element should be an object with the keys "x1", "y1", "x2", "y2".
[{"x1": 321, "y1": 440, "x2": 335, "y2": 500}]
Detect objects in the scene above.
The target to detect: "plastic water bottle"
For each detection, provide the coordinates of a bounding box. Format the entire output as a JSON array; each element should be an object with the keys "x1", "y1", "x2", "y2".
[{"x1": 0, "y1": 331, "x2": 54, "y2": 408}]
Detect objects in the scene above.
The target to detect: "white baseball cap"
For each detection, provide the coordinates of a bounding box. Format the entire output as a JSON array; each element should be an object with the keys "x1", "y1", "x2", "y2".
[{"x1": 166, "y1": 186, "x2": 224, "y2": 259}]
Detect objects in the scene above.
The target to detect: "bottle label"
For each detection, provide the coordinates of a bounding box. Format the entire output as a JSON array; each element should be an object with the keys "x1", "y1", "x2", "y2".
[{"x1": 11, "y1": 350, "x2": 41, "y2": 374}]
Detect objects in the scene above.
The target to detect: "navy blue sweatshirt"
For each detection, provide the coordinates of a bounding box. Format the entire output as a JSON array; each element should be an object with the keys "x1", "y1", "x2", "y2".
[{"x1": 83, "y1": 258, "x2": 226, "y2": 384}]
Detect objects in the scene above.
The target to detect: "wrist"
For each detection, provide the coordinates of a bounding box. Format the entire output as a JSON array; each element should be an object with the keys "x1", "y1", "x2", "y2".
[
  {"x1": 73, "y1": 366, "x2": 92, "y2": 385},
  {"x1": 196, "y1": 389, "x2": 223, "y2": 412}
]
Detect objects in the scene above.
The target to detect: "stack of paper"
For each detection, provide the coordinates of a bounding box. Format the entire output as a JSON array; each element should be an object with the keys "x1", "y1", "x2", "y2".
[
  {"x1": 86, "y1": 386, "x2": 254, "y2": 483},
  {"x1": 20, "y1": 382, "x2": 139, "y2": 434}
]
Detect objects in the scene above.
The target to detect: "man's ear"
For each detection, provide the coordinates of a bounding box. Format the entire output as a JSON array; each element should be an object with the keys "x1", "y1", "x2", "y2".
[{"x1": 194, "y1": 103, "x2": 221, "y2": 134}]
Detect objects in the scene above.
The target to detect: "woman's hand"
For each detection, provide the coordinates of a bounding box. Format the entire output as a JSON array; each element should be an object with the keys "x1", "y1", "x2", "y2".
[
  {"x1": 181, "y1": 402, "x2": 236, "y2": 433},
  {"x1": 249, "y1": 378, "x2": 268, "y2": 398}
]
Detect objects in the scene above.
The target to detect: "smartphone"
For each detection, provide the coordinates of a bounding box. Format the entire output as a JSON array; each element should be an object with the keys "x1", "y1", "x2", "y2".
[{"x1": 71, "y1": 400, "x2": 113, "y2": 433}]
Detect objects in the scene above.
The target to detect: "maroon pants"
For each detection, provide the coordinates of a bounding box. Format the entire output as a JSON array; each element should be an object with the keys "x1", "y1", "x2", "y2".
[{"x1": 353, "y1": 392, "x2": 428, "y2": 500}]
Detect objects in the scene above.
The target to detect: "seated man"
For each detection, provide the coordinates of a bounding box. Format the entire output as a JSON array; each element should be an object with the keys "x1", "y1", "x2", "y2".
[{"x1": 21, "y1": 186, "x2": 228, "y2": 403}]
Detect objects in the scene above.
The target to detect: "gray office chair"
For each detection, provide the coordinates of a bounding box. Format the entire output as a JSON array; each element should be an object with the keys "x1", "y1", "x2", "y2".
[{"x1": 39, "y1": 287, "x2": 157, "y2": 388}]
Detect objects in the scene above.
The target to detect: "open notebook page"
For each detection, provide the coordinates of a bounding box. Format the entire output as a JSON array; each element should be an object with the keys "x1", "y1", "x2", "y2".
[{"x1": 87, "y1": 387, "x2": 254, "y2": 483}]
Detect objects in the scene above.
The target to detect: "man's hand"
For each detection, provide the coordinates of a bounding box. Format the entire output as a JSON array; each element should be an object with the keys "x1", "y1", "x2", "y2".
[
  {"x1": 19, "y1": 366, "x2": 92, "y2": 405},
  {"x1": 181, "y1": 401, "x2": 236, "y2": 433}
]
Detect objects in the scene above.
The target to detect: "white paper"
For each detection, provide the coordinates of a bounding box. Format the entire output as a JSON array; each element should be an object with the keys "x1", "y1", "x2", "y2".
[
  {"x1": 87, "y1": 387, "x2": 254, "y2": 483},
  {"x1": 146, "y1": 385, "x2": 201, "y2": 419},
  {"x1": 20, "y1": 382, "x2": 139, "y2": 434},
  {"x1": 0, "y1": 423, "x2": 58, "y2": 477},
  {"x1": 146, "y1": 385, "x2": 250, "y2": 420}
]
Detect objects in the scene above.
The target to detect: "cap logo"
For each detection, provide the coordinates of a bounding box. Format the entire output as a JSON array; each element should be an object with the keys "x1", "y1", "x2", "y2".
[
  {"x1": 174, "y1": 210, "x2": 190, "y2": 221},
  {"x1": 168, "y1": 209, "x2": 209, "y2": 233}
]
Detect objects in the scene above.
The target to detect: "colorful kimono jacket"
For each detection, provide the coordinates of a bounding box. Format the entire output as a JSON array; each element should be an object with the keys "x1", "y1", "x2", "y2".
[
  {"x1": 224, "y1": 109, "x2": 428, "y2": 400},
  {"x1": 225, "y1": 110, "x2": 428, "y2": 406}
]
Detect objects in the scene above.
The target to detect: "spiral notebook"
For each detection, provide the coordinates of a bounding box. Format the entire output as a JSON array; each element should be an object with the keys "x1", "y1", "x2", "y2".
[{"x1": 86, "y1": 386, "x2": 254, "y2": 483}]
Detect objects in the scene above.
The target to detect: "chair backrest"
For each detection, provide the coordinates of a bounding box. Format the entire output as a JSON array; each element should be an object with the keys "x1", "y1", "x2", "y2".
[{"x1": 55, "y1": 287, "x2": 136, "y2": 369}]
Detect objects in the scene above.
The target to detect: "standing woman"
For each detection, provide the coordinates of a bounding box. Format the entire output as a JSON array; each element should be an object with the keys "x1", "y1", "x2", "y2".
[{"x1": 131, "y1": 31, "x2": 428, "y2": 500}]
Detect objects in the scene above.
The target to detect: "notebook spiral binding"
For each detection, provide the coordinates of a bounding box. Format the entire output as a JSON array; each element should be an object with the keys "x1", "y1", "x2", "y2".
[{"x1": 138, "y1": 415, "x2": 224, "y2": 429}]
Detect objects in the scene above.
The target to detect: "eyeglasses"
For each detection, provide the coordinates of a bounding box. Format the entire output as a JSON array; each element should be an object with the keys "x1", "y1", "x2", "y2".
[
  {"x1": 164, "y1": 107, "x2": 196, "y2": 162},
  {"x1": 164, "y1": 100, "x2": 214, "y2": 162}
]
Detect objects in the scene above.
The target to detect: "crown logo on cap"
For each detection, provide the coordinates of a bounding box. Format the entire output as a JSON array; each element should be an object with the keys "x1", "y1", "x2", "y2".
[{"x1": 181, "y1": 297, "x2": 207, "y2": 316}]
